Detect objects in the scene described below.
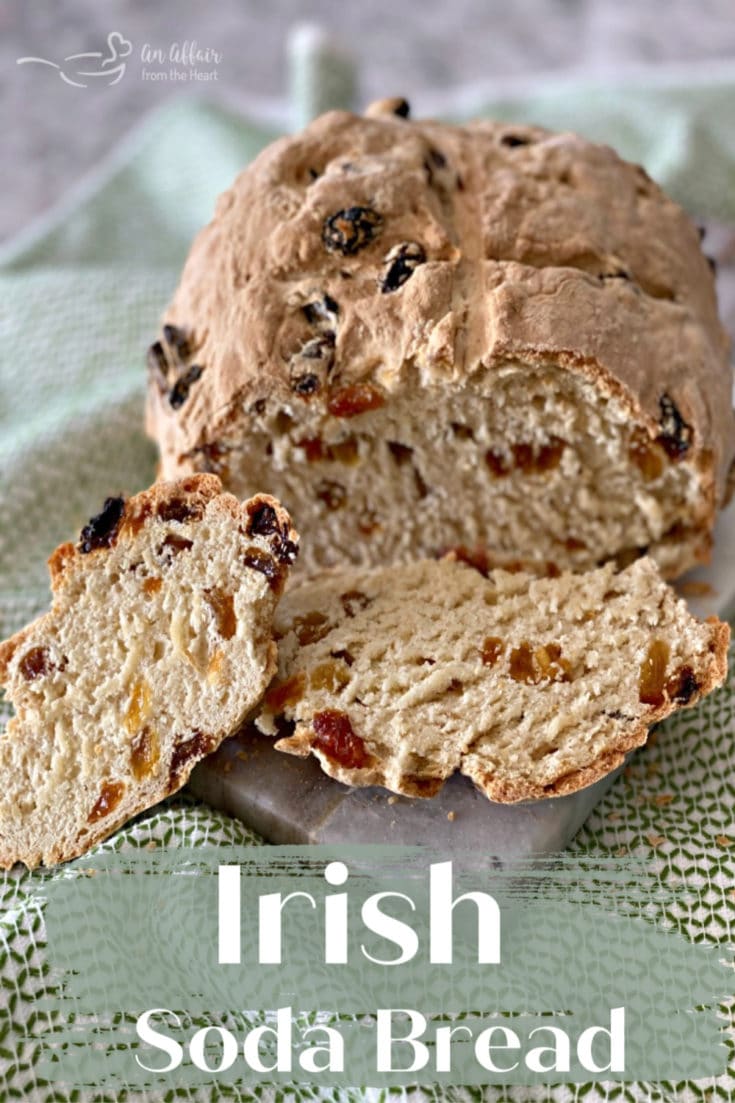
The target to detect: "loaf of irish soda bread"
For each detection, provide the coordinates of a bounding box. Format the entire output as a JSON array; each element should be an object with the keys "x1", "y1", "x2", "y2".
[
  {"x1": 255, "y1": 557, "x2": 728, "y2": 802},
  {"x1": 146, "y1": 99, "x2": 735, "y2": 579},
  {"x1": 0, "y1": 475, "x2": 298, "y2": 869}
]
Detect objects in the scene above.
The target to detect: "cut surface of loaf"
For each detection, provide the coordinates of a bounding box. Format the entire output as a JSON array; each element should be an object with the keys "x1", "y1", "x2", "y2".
[
  {"x1": 147, "y1": 103, "x2": 735, "y2": 579},
  {"x1": 0, "y1": 475, "x2": 298, "y2": 869},
  {"x1": 256, "y1": 557, "x2": 729, "y2": 802}
]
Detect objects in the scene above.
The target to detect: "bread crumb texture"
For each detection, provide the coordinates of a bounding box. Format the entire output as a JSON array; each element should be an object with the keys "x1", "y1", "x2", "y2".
[{"x1": 256, "y1": 556, "x2": 728, "y2": 802}]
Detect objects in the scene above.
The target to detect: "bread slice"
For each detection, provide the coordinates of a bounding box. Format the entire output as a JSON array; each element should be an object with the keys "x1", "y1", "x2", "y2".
[
  {"x1": 256, "y1": 557, "x2": 728, "y2": 802},
  {"x1": 0, "y1": 474, "x2": 298, "y2": 869},
  {"x1": 147, "y1": 106, "x2": 735, "y2": 580}
]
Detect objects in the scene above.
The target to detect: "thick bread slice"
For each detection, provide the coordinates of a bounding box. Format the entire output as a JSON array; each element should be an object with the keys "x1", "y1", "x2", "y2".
[
  {"x1": 0, "y1": 474, "x2": 298, "y2": 869},
  {"x1": 256, "y1": 557, "x2": 728, "y2": 802}
]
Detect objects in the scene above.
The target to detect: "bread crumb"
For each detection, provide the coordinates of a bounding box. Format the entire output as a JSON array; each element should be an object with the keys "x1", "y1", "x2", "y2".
[
  {"x1": 146, "y1": 841, "x2": 158, "y2": 851},
  {"x1": 715, "y1": 834, "x2": 733, "y2": 847},
  {"x1": 236, "y1": 751, "x2": 249, "y2": 762},
  {"x1": 222, "y1": 761, "x2": 233, "y2": 774},
  {"x1": 615, "y1": 845, "x2": 628, "y2": 857},
  {"x1": 646, "y1": 833, "x2": 665, "y2": 848},
  {"x1": 607, "y1": 811, "x2": 622, "y2": 822},
  {"x1": 447, "y1": 810, "x2": 456, "y2": 822},
  {"x1": 653, "y1": 794, "x2": 673, "y2": 806},
  {"x1": 387, "y1": 795, "x2": 398, "y2": 805}
]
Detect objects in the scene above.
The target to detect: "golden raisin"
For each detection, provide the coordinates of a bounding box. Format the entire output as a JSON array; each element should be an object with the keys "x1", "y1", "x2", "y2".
[
  {"x1": 293, "y1": 611, "x2": 332, "y2": 645},
  {"x1": 327, "y1": 383, "x2": 385, "y2": 418},
  {"x1": 88, "y1": 780, "x2": 126, "y2": 823},
  {"x1": 534, "y1": 643, "x2": 572, "y2": 682},
  {"x1": 509, "y1": 642, "x2": 538, "y2": 684},
  {"x1": 481, "y1": 637, "x2": 504, "y2": 666},
  {"x1": 629, "y1": 428, "x2": 664, "y2": 481},
  {"x1": 207, "y1": 590, "x2": 236, "y2": 640},
  {"x1": 298, "y1": 437, "x2": 325, "y2": 462},
  {"x1": 130, "y1": 727, "x2": 160, "y2": 781},
  {"x1": 265, "y1": 672, "x2": 306, "y2": 711},
  {"x1": 639, "y1": 639, "x2": 671, "y2": 706},
  {"x1": 485, "y1": 448, "x2": 511, "y2": 477},
  {"x1": 330, "y1": 437, "x2": 359, "y2": 464},
  {"x1": 310, "y1": 661, "x2": 350, "y2": 693},
  {"x1": 312, "y1": 709, "x2": 371, "y2": 768},
  {"x1": 207, "y1": 649, "x2": 226, "y2": 683},
  {"x1": 124, "y1": 679, "x2": 152, "y2": 735}
]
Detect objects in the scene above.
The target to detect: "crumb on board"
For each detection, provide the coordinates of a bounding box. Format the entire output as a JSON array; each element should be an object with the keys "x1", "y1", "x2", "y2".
[
  {"x1": 646, "y1": 833, "x2": 665, "y2": 848},
  {"x1": 447, "y1": 810, "x2": 456, "y2": 822},
  {"x1": 676, "y1": 579, "x2": 715, "y2": 598},
  {"x1": 387, "y1": 795, "x2": 398, "y2": 805},
  {"x1": 653, "y1": 793, "x2": 673, "y2": 806},
  {"x1": 715, "y1": 834, "x2": 733, "y2": 847}
]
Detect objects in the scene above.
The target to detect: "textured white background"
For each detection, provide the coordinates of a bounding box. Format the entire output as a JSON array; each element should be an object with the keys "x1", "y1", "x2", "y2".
[{"x1": 4, "y1": 0, "x2": 735, "y2": 241}]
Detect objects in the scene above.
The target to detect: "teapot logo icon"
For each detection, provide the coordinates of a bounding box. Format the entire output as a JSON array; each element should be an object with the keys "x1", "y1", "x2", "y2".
[{"x1": 17, "y1": 31, "x2": 132, "y2": 88}]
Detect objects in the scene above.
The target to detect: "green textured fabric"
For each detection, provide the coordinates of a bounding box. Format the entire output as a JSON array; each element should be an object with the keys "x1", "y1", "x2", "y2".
[{"x1": 1, "y1": 75, "x2": 735, "y2": 1101}]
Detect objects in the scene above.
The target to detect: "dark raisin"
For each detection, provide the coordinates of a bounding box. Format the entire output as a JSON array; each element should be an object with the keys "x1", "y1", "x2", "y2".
[
  {"x1": 19, "y1": 646, "x2": 51, "y2": 681},
  {"x1": 147, "y1": 341, "x2": 169, "y2": 391},
  {"x1": 292, "y1": 373, "x2": 320, "y2": 396},
  {"x1": 322, "y1": 206, "x2": 383, "y2": 255},
  {"x1": 162, "y1": 324, "x2": 190, "y2": 358},
  {"x1": 251, "y1": 398, "x2": 267, "y2": 416},
  {"x1": 157, "y1": 497, "x2": 197, "y2": 523},
  {"x1": 657, "y1": 394, "x2": 693, "y2": 459},
  {"x1": 247, "y1": 502, "x2": 279, "y2": 537},
  {"x1": 388, "y1": 441, "x2": 413, "y2": 465},
  {"x1": 275, "y1": 537, "x2": 299, "y2": 565},
  {"x1": 392, "y1": 98, "x2": 410, "y2": 117},
  {"x1": 243, "y1": 547, "x2": 284, "y2": 591},
  {"x1": 303, "y1": 295, "x2": 339, "y2": 326},
  {"x1": 312, "y1": 709, "x2": 371, "y2": 769},
  {"x1": 169, "y1": 364, "x2": 203, "y2": 410},
  {"x1": 428, "y1": 147, "x2": 447, "y2": 168},
  {"x1": 169, "y1": 732, "x2": 217, "y2": 788},
  {"x1": 158, "y1": 534, "x2": 193, "y2": 563},
  {"x1": 667, "y1": 665, "x2": 699, "y2": 704},
  {"x1": 500, "y1": 133, "x2": 530, "y2": 147},
  {"x1": 79, "y1": 496, "x2": 125, "y2": 553},
  {"x1": 380, "y1": 242, "x2": 427, "y2": 293},
  {"x1": 331, "y1": 648, "x2": 355, "y2": 667},
  {"x1": 308, "y1": 167, "x2": 320, "y2": 181},
  {"x1": 706, "y1": 255, "x2": 717, "y2": 275},
  {"x1": 341, "y1": 590, "x2": 371, "y2": 617}
]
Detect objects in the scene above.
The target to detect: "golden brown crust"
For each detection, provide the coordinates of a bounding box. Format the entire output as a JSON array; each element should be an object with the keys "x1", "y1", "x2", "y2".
[{"x1": 147, "y1": 108, "x2": 735, "y2": 532}]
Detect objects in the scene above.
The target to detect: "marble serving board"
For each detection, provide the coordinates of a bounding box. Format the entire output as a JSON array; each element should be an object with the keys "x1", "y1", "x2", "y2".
[{"x1": 189, "y1": 501, "x2": 735, "y2": 858}]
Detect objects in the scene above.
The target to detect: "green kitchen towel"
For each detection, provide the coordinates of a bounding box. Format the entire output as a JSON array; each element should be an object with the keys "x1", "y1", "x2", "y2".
[{"x1": 2, "y1": 60, "x2": 735, "y2": 1102}]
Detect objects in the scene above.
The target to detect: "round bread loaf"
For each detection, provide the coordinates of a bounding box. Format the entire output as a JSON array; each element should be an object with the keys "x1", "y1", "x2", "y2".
[{"x1": 147, "y1": 101, "x2": 735, "y2": 578}]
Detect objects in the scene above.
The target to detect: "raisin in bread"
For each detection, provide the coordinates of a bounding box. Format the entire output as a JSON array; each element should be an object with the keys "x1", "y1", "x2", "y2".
[
  {"x1": 255, "y1": 557, "x2": 728, "y2": 802},
  {"x1": 146, "y1": 100, "x2": 735, "y2": 580},
  {"x1": 0, "y1": 475, "x2": 298, "y2": 869}
]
